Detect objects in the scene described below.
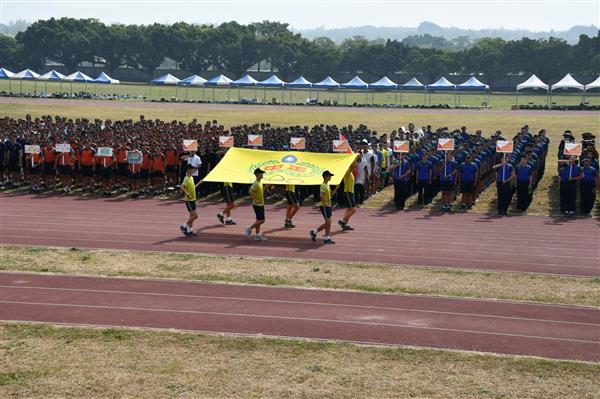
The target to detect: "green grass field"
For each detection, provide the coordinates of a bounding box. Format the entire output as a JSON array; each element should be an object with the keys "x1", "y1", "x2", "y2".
[{"x1": 3, "y1": 79, "x2": 598, "y2": 108}]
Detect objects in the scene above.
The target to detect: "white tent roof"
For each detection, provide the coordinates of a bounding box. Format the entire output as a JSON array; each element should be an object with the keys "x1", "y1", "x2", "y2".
[
  {"x1": 551, "y1": 73, "x2": 584, "y2": 91},
  {"x1": 37, "y1": 70, "x2": 66, "y2": 81},
  {"x1": 12, "y1": 69, "x2": 40, "y2": 80},
  {"x1": 63, "y1": 71, "x2": 93, "y2": 82},
  {"x1": 400, "y1": 77, "x2": 425, "y2": 89},
  {"x1": 516, "y1": 74, "x2": 549, "y2": 91},
  {"x1": 585, "y1": 76, "x2": 600, "y2": 91},
  {"x1": 457, "y1": 76, "x2": 489, "y2": 90}
]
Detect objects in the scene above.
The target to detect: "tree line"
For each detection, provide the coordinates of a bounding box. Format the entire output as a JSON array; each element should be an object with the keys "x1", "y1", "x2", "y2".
[{"x1": 1, "y1": 18, "x2": 598, "y2": 83}]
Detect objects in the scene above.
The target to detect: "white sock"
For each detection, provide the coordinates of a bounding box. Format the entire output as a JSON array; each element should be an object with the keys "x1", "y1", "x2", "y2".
[
  {"x1": 187, "y1": 226, "x2": 193, "y2": 232},
  {"x1": 325, "y1": 236, "x2": 330, "y2": 240},
  {"x1": 227, "y1": 217, "x2": 232, "y2": 221},
  {"x1": 219, "y1": 212, "x2": 223, "y2": 216}
]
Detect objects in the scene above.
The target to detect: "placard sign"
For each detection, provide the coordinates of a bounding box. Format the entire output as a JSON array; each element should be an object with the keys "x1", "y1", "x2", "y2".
[
  {"x1": 290, "y1": 137, "x2": 306, "y2": 150},
  {"x1": 496, "y1": 140, "x2": 514, "y2": 153},
  {"x1": 55, "y1": 143, "x2": 71, "y2": 153},
  {"x1": 247, "y1": 134, "x2": 263, "y2": 147},
  {"x1": 564, "y1": 142, "x2": 582, "y2": 156},
  {"x1": 219, "y1": 136, "x2": 234, "y2": 148},
  {"x1": 437, "y1": 138, "x2": 455, "y2": 151},
  {"x1": 332, "y1": 140, "x2": 350, "y2": 153},
  {"x1": 393, "y1": 140, "x2": 410, "y2": 153},
  {"x1": 97, "y1": 147, "x2": 114, "y2": 157},
  {"x1": 183, "y1": 139, "x2": 198, "y2": 152},
  {"x1": 126, "y1": 151, "x2": 143, "y2": 164},
  {"x1": 24, "y1": 145, "x2": 41, "y2": 154}
]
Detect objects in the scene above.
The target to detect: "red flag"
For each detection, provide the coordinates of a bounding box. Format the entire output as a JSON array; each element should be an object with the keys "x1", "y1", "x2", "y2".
[{"x1": 338, "y1": 132, "x2": 353, "y2": 154}]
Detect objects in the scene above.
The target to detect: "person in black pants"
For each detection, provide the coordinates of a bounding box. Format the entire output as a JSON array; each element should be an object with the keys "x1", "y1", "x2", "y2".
[
  {"x1": 514, "y1": 155, "x2": 533, "y2": 212},
  {"x1": 579, "y1": 158, "x2": 597, "y2": 215},
  {"x1": 493, "y1": 158, "x2": 514, "y2": 215},
  {"x1": 558, "y1": 157, "x2": 583, "y2": 216},
  {"x1": 390, "y1": 155, "x2": 411, "y2": 210}
]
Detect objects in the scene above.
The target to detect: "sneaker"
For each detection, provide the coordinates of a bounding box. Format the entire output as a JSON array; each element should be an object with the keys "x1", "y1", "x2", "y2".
[
  {"x1": 254, "y1": 235, "x2": 267, "y2": 241},
  {"x1": 323, "y1": 238, "x2": 335, "y2": 244},
  {"x1": 338, "y1": 219, "x2": 346, "y2": 228},
  {"x1": 217, "y1": 213, "x2": 225, "y2": 224},
  {"x1": 309, "y1": 229, "x2": 317, "y2": 242},
  {"x1": 284, "y1": 220, "x2": 295, "y2": 228},
  {"x1": 225, "y1": 220, "x2": 237, "y2": 225},
  {"x1": 342, "y1": 224, "x2": 354, "y2": 231},
  {"x1": 187, "y1": 231, "x2": 198, "y2": 237},
  {"x1": 245, "y1": 227, "x2": 252, "y2": 237},
  {"x1": 180, "y1": 225, "x2": 187, "y2": 235}
]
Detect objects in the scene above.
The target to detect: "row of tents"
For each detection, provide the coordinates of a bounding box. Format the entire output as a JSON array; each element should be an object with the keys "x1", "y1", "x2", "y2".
[
  {"x1": 0, "y1": 68, "x2": 119, "y2": 84},
  {"x1": 151, "y1": 73, "x2": 600, "y2": 92}
]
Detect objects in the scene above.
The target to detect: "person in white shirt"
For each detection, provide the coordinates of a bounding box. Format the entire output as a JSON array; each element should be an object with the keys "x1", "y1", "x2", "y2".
[
  {"x1": 354, "y1": 152, "x2": 369, "y2": 204},
  {"x1": 185, "y1": 151, "x2": 202, "y2": 194}
]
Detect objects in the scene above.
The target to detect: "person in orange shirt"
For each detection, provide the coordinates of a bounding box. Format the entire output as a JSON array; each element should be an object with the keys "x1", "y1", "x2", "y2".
[
  {"x1": 42, "y1": 143, "x2": 57, "y2": 189},
  {"x1": 140, "y1": 146, "x2": 153, "y2": 193},
  {"x1": 96, "y1": 148, "x2": 115, "y2": 197},
  {"x1": 79, "y1": 144, "x2": 96, "y2": 192},
  {"x1": 128, "y1": 148, "x2": 143, "y2": 197},
  {"x1": 164, "y1": 144, "x2": 179, "y2": 189},
  {"x1": 115, "y1": 143, "x2": 129, "y2": 192},
  {"x1": 151, "y1": 148, "x2": 166, "y2": 194},
  {"x1": 26, "y1": 147, "x2": 44, "y2": 193},
  {"x1": 57, "y1": 147, "x2": 74, "y2": 193}
]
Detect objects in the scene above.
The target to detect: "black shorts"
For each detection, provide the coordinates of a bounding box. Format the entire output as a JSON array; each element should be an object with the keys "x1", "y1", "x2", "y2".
[
  {"x1": 460, "y1": 181, "x2": 475, "y2": 193},
  {"x1": 165, "y1": 165, "x2": 177, "y2": 174},
  {"x1": 28, "y1": 165, "x2": 41, "y2": 175},
  {"x1": 59, "y1": 165, "x2": 72, "y2": 176},
  {"x1": 43, "y1": 162, "x2": 55, "y2": 175},
  {"x1": 152, "y1": 170, "x2": 164, "y2": 178},
  {"x1": 344, "y1": 192, "x2": 356, "y2": 208},
  {"x1": 253, "y1": 205, "x2": 265, "y2": 221},
  {"x1": 117, "y1": 163, "x2": 128, "y2": 177},
  {"x1": 319, "y1": 206, "x2": 332, "y2": 219},
  {"x1": 140, "y1": 169, "x2": 150, "y2": 180},
  {"x1": 130, "y1": 171, "x2": 141, "y2": 181},
  {"x1": 185, "y1": 200, "x2": 197, "y2": 212},
  {"x1": 285, "y1": 190, "x2": 299, "y2": 205},
  {"x1": 223, "y1": 186, "x2": 234, "y2": 203},
  {"x1": 441, "y1": 180, "x2": 455, "y2": 191},
  {"x1": 101, "y1": 166, "x2": 113, "y2": 180},
  {"x1": 8, "y1": 160, "x2": 20, "y2": 173},
  {"x1": 81, "y1": 165, "x2": 93, "y2": 177}
]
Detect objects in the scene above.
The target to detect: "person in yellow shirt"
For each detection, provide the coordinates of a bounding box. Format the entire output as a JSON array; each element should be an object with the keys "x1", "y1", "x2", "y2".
[
  {"x1": 338, "y1": 160, "x2": 358, "y2": 231},
  {"x1": 245, "y1": 168, "x2": 267, "y2": 241},
  {"x1": 180, "y1": 165, "x2": 202, "y2": 237},
  {"x1": 217, "y1": 182, "x2": 236, "y2": 225},
  {"x1": 310, "y1": 170, "x2": 337, "y2": 244},
  {"x1": 284, "y1": 183, "x2": 300, "y2": 228}
]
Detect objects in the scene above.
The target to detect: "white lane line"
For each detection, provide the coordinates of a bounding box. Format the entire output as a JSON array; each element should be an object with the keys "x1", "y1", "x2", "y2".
[
  {"x1": 3, "y1": 285, "x2": 597, "y2": 326},
  {"x1": 3, "y1": 300, "x2": 599, "y2": 345}
]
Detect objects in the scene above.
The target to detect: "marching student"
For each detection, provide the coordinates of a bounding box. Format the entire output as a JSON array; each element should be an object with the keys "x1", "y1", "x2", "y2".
[
  {"x1": 128, "y1": 150, "x2": 142, "y2": 197},
  {"x1": 57, "y1": 146, "x2": 74, "y2": 193},
  {"x1": 115, "y1": 143, "x2": 129, "y2": 192},
  {"x1": 179, "y1": 164, "x2": 200, "y2": 237},
  {"x1": 284, "y1": 183, "x2": 300, "y2": 228},
  {"x1": 514, "y1": 155, "x2": 534, "y2": 212},
  {"x1": 310, "y1": 170, "x2": 337, "y2": 244},
  {"x1": 245, "y1": 168, "x2": 267, "y2": 241},
  {"x1": 580, "y1": 158, "x2": 597, "y2": 216},
  {"x1": 390, "y1": 153, "x2": 411, "y2": 210},
  {"x1": 96, "y1": 149, "x2": 115, "y2": 197},
  {"x1": 217, "y1": 182, "x2": 237, "y2": 225},
  {"x1": 42, "y1": 142, "x2": 57, "y2": 189},
  {"x1": 457, "y1": 154, "x2": 479, "y2": 209},
  {"x1": 415, "y1": 153, "x2": 433, "y2": 207},
  {"x1": 492, "y1": 156, "x2": 514, "y2": 215},
  {"x1": 440, "y1": 152, "x2": 458, "y2": 211},
  {"x1": 558, "y1": 157, "x2": 583, "y2": 216},
  {"x1": 26, "y1": 148, "x2": 43, "y2": 193},
  {"x1": 338, "y1": 161, "x2": 357, "y2": 231},
  {"x1": 79, "y1": 144, "x2": 96, "y2": 192}
]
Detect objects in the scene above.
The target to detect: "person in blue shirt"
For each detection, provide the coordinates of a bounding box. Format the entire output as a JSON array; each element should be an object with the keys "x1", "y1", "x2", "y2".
[
  {"x1": 390, "y1": 154, "x2": 411, "y2": 210},
  {"x1": 493, "y1": 157, "x2": 514, "y2": 215},
  {"x1": 415, "y1": 153, "x2": 433, "y2": 207},
  {"x1": 514, "y1": 155, "x2": 534, "y2": 212},
  {"x1": 440, "y1": 153, "x2": 458, "y2": 211},
  {"x1": 458, "y1": 154, "x2": 478, "y2": 209},
  {"x1": 558, "y1": 157, "x2": 583, "y2": 216},
  {"x1": 579, "y1": 158, "x2": 597, "y2": 215},
  {"x1": 5, "y1": 136, "x2": 23, "y2": 188}
]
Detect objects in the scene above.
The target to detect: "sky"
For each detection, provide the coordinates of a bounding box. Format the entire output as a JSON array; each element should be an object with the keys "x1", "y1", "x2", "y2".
[{"x1": 1, "y1": 0, "x2": 598, "y2": 31}]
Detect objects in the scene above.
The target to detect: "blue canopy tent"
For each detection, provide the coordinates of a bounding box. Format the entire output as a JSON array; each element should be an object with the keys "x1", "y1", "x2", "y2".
[
  {"x1": 92, "y1": 72, "x2": 120, "y2": 84},
  {"x1": 205, "y1": 74, "x2": 233, "y2": 102},
  {"x1": 231, "y1": 74, "x2": 258, "y2": 102},
  {"x1": 426, "y1": 77, "x2": 457, "y2": 106},
  {"x1": 285, "y1": 76, "x2": 313, "y2": 104},
  {"x1": 257, "y1": 75, "x2": 287, "y2": 103},
  {"x1": 341, "y1": 76, "x2": 369, "y2": 105},
  {"x1": 63, "y1": 71, "x2": 94, "y2": 94},
  {"x1": 178, "y1": 75, "x2": 206, "y2": 100},
  {"x1": 12, "y1": 69, "x2": 40, "y2": 93},
  {"x1": 399, "y1": 77, "x2": 426, "y2": 105},
  {"x1": 0, "y1": 68, "x2": 15, "y2": 92},
  {"x1": 369, "y1": 76, "x2": 398, "y2": 105},
  {"x1": 313, "y1": 76, "x2": 340, "y2": 103},
  {"x1": 456, "y1": 76, "x2": 489, "y2": 106},
  {"x1": 37, "y1": 70, "x2": 66, "y2": 94},
  {"x1": 150, "y1": 73, "x2": 181, "y2": 100}
]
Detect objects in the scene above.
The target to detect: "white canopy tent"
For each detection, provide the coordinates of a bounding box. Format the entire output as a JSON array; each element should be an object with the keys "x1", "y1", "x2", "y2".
[
  {"x1": 584, "y1": 76, "x2": 600, "y2": 91},
  {"x1": 551, "y1": 73, "x2": 584, "y2": 91},
  {"x1": 515, "y1": 74, "x2": 549, "y2": 106}
]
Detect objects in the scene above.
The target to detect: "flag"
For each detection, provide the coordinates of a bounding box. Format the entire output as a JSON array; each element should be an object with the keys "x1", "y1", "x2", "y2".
[{"x1": 338, "y1": 132, "x2": 353, "y2": 154}]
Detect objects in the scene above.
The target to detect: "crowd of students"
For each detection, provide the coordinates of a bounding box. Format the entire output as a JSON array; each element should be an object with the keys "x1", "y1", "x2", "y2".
[{"x1": 0, "y1": 115, "x2": 597, "y2": 218}]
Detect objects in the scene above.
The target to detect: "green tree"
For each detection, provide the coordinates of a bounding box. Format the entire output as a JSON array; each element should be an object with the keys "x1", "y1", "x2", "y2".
[{"x1": 0, "y1": 34, "x2": 22, "y2": 69}]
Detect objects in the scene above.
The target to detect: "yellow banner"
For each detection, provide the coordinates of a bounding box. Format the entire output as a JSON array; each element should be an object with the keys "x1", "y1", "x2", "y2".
[{"x1": 203, "y1": 148, "x2": 356, "y2": 185}]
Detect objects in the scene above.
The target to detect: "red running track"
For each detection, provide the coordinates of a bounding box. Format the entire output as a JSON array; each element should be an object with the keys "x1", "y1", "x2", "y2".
[
  {"x1": 0, "y1": 194, "x2": 598, "y2": 276},
  {"x1": 1, "y1": 272, "x2": 599, "y2": 362}
]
